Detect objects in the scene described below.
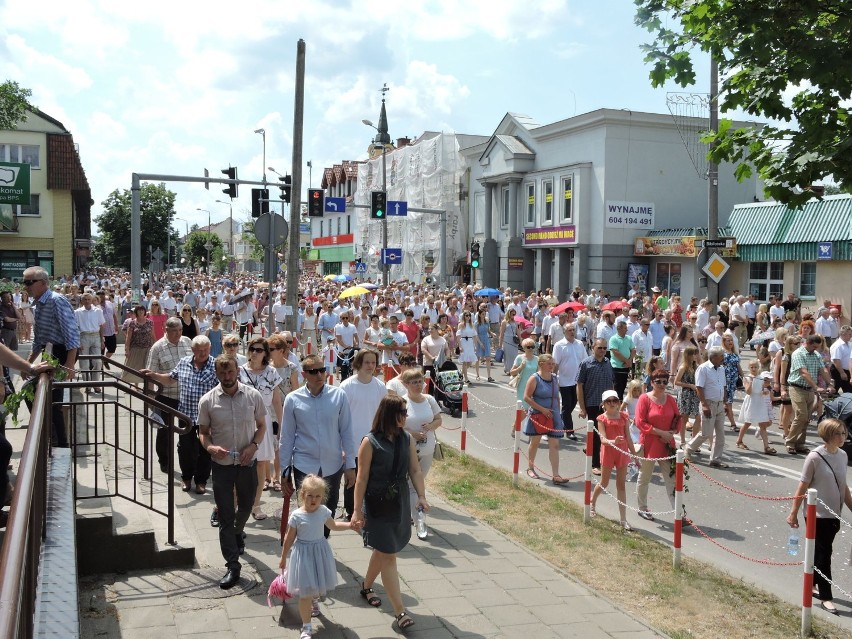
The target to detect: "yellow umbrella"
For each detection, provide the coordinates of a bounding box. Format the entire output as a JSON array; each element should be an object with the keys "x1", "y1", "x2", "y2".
[
  {"x1": 338, "y1": 286, "x2": 370, "y2": 299},
  {"x1": 323, "y1": 274, "x2": 337, "y2": 281}
]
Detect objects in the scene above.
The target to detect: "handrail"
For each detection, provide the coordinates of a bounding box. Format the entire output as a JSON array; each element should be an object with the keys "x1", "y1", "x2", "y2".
[{"x1": 0, "y1": 368, "x2": 51, "y2": 639}]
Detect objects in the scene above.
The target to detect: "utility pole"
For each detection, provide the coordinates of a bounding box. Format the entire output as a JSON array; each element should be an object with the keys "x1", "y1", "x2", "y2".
[
  {"x1": 706, "y1": 58, "x2": 720, "y2": 304},
  {"x1": 285, "y1": 39, "x2": 305, "y2": 333}
]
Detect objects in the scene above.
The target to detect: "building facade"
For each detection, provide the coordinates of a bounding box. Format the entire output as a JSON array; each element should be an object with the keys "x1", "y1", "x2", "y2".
[
  {"x1": 459, "y1": 110, "x2": 761, "y2": 299},
  {"x1": 310, "y1": 161, "x2": 360, "y2": 276},
  {"x1": 0, "y1": 109, "x2": 92, "y2": 278}
]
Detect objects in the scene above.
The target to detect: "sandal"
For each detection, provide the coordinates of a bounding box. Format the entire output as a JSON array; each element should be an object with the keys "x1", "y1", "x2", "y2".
[
  {"x1": 621, "y1": 520, "x2": 633, "y2": 532},
  {"x1": 552, "y1": 476, "x2": 569, "y2": 485},
  {"x1": 764, "y1": 447, "x2": 778, "y2": 455},
  {"x1": 395, "y1": 611, "x2": 415, "y2": 630},
  {"x1": 272, "y1": 480, "x2": 281, "y2": 492},
  {"x1": 736, "y1": 442, "x2": 748, "y2": 450},
  {"x1": 262, "y1": 479, "x2": 271, "y2": 491},
  {"x1": 360, "y1": 583, "x2": 382, "y2": 607},
  {"x1": 487, "y1": 377, "x2": 495, "y2": 382},
  {"x1": 590, "y1": 504, "x2": 597, "y2": 517},
  {"x1": 526, "y1": 468, "x2": 539, "y2": 479},
  {"x1": 251, "y1": 509, "x2": 268, "y2": 520},
  {"x1": 311, "y1": 598, "x2": 320, "y2": 617}
]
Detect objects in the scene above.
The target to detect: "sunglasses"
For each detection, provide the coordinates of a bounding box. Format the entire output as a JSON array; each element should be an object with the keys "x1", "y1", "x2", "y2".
[
  {"x1": 524, "y1": 346, "x2": 535, "y2": 350},
  {"x1": 22, "y1": 279, "x2": 44, "y2": 286},
  {"x1": 284, "y1": 340, "x2": 293, "y2": 345},
  {"x1": 303, "y1": 367, "x2": 325, "y2": 375},
  {"x1": 604, "y1": 398, "x2": 620, "y2": 403},
  {"x1": 224, "y1": 343, "x2": 239, "y2": 348}
]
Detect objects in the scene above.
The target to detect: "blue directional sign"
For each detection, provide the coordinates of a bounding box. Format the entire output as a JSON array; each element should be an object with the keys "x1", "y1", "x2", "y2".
[
  {"x1": 325, "y1": 197, "x2": 346, "y2": 213},
  {"x1": 382, "y1": 248, "x2": 402, "y2": 265},
  {"x1": 387, "y1": 200, "x2": 408, "y2": 217},
  {"x1": 818, "y1": 242, "x2": 832, "y2": 260},
  {"x1": 355, "y1": 262, "x2": 367, "y2": 273}
]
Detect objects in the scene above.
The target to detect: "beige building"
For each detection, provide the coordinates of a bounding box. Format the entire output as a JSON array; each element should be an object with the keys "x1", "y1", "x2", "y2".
[{"x1": 0, "y1": 109, "x2": 92, "y2": 278}]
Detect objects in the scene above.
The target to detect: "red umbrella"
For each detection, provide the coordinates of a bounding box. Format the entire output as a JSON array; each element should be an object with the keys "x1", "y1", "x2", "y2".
[
  {"x1": 602, "y1": 300, "x2": 630, "y2": 312},
  {"x1": 514, "y1": 316, "x2": 533, "y2": 328},
  {"x1": 550, "y1": 300, "x2": 586, "y2": 316}
]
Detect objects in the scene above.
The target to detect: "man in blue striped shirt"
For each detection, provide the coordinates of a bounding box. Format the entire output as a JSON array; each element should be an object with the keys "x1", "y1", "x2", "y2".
[{"x1": 23, "y1": 267, "x2": 79, "y2": 448}]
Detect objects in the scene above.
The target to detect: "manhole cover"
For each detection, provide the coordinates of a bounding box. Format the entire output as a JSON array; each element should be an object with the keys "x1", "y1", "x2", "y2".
[{"x1": 160, "y1": 567, "x2": 258, "y2": 599}]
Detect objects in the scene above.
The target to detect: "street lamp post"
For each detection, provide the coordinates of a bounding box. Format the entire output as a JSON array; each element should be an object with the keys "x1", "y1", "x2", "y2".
[
  {"x1": 174, "y1": 217, "x2": 188, "y2": 267},
  {"x1": 307, "y1": 160, "x2": 312, "y2": 189},
  {"x1": 363, "y1": 115, "x2": 389, "y2": 287},
  {"x1": 215, "y1": 199, "x2": 234, "y2": 272},
  {"x1": 197, "y1": 208, "x2": 212, "y2": 274}
]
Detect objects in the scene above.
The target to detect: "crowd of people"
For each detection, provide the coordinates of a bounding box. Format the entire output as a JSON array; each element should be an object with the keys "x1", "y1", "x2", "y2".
[{"x1": 2, "y1": 266, "x2": 852, "y2": 625}]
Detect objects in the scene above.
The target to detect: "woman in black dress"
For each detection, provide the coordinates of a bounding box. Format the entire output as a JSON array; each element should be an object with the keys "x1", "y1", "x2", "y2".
[
  {"x1": 351, "y1": 395, "x2": 428, "y2": 631},
  {"x1": 179, "y1": 304, "x2": 199, "y2": 340}
]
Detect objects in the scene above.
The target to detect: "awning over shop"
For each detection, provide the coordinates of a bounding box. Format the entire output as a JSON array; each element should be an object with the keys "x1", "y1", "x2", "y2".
[{"x1": 728, "y1": 195, "x2": 852, "y2": 261}]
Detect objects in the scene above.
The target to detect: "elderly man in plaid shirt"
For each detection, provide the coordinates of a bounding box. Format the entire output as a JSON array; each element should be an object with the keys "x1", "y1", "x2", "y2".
[{"x1": 142, "y1": 334, "x2": 218, "y2": 494}]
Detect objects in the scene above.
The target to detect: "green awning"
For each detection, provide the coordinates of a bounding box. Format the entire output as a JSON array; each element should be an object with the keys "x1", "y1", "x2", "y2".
[{"x1": 729, "y1": 195, "x2": 852, "y2": 261}]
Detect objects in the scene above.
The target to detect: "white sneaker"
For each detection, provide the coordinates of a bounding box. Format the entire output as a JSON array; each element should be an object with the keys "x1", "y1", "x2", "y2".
[{"x1": 300, "y1": 624, "x2": 313, "y2": 639}]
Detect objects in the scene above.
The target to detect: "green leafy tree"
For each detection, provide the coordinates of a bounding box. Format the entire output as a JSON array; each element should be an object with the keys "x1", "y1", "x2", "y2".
[
  {"x1": 92, "y1": 183, "x2": 177, "y2": 269},
  {"x1": 0, "y1": 80, "x2": 32, "y2": 130},
  {"x1": 240, "y1": 220, "x2": 266, "y2": 261},
  {"x1": 183, "y1": 232, "x2": 223, "y2": 272},
  {"x1": 634, "y1": 0, "x2": 852, "y2": 206}
]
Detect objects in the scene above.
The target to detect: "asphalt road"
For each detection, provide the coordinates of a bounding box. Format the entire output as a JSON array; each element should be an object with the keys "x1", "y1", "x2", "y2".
[{"x1": 430, "y1": 365, "x2": 852, "y2": 631}]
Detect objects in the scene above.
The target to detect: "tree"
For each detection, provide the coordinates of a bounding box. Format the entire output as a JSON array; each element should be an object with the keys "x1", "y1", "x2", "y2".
[
  {"x1": 634, "y1": 1, "x2": 852, "y2": 206},
  {"x1": 0, "y1": 80, "x2": 32, "y2": 130},
  {"x1": 183, "y1": 232, "x2": 223, "y2": 272},
  {"x1": 92, "y1": 183, "x2": 177, "y2": 269}
]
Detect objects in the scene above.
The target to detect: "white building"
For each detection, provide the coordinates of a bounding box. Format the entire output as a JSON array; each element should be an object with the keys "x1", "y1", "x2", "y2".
[{"x1": 459, "y1": 110, "x2": 762, "y2": 300}]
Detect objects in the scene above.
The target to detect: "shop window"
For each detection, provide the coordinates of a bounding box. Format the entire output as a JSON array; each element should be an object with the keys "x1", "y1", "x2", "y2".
[
  {"x1": 502, "y1": 187, "x2": 509, "y2": 228},
  {"x1": 799, "y1": 262, "x2": 816, "y2": 298},
  {"x1": 748, "y1": 261, "x2": 784, "y2": 302},
  {"x1": 17, "y1": 194, "x2": 40, "y2": 216},
  {"x1": 655, "y1": 262, "x2": 682, "y2": 296},
  {"x1": 561, "y1": 175, "x2": 573, "y2": 222},
  {"x1": 525, "y1": 183, "x2": 535, "y2": 226},
  {"x1": 543, "y1": 180, "x2": 553, "y2": 223}
]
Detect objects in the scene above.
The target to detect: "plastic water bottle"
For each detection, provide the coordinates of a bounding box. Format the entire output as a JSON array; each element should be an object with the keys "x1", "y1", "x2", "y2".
[
  {"x1": 415, "y1": 506, "x2": 427, "y2": 539},
  {"x1": 787, "y1": 531, "x2": 800, "y2": 556},
  {"x1": 626, "y1": 463, "x2": 639, "y2": 482},
  {"x1": 229, "y1": 448, "x2": 239, "y2": 461}
]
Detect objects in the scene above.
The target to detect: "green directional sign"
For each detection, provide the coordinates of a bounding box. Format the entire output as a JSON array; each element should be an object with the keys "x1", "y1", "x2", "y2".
[{"x1": 0, "y1": 162, "x2": 31, "y2": 206}]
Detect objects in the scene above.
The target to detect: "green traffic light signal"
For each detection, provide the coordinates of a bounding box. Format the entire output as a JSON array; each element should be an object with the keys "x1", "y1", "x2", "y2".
[
  {"x1": 371, "y1": 190, "x2": 387, "y2": 219},
  {"x1": 471, "y1": 257, "x2": 480, "y2": 268}
]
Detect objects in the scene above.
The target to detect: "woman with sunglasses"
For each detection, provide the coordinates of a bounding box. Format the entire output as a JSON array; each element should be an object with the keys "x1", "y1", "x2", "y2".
[
  {"x1": 239, "y1": 337, "x2": 284, "y2": 519},
  {"x1": 498, "y1": 308, "x2": 520, "y2": 375},
  {"x1": 179, "y1": 304, "x2": 199, "y2": 340},
  {"x1": 523, "y1": 354, "x2": 567, "y2": 484},
  {"x1": 268, "y1": 333, "x2": 300, "y2": 492},
  {"x1": 635, "y1": 369, "x2": 682, "y2": 522}
]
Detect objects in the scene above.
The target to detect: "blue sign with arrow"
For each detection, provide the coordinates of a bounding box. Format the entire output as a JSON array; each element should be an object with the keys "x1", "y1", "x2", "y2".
[
  {"x1": 325, "y1": 197, "x2": 346, "y2": 213},
  {"x1": 387, "y1": 200, "x2": 407, "y2": 217},
  {"x1": 382, "y1": 248, "x2": 402, "y2": 265}
]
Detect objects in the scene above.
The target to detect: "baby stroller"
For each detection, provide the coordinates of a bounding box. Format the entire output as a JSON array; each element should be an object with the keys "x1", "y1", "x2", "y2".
[
  {"x1": 434, "y1": 360, "x2": 464, "y2": 417},
  {"x1": 820, "y1": 393, "x2": 852, "y2": 465}
]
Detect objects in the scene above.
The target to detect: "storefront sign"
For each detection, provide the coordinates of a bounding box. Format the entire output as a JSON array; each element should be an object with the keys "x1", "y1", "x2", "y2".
[
  {"x1": 312, "y1": 233, "x2": 354, "y2": 247},
  {"x1": 605, "y1": 200, "x2": 654, "y2": 230},
  {"x1": 508, "y1": 257, "x2": 524, "y2": 270},
  {"x1": 523, "y1": 224, "x2": 577, "y2": 246},
  {"x1": 634, "y1": 236, "x2": 737, "y2": 258},
  {"x1": 0, "y1": 162, "x2": 31, "y2": 206}
]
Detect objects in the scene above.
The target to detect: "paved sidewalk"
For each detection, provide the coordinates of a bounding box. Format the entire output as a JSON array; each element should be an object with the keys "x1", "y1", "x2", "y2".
[{"x1": 75, "y1": 472, "x2": 667, "y2": 639}]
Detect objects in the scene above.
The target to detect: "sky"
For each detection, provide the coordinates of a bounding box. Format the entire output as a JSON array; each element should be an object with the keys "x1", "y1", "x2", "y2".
[{"x1": 0, "y1": 0, "x2": 718, "y2": 235}]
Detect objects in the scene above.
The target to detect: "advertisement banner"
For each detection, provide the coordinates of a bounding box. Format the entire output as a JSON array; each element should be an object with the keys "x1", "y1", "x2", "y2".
[
  {"x1": 634, "y1": 236, "x2": 737, "y2": 258},
  {"x1": 627, "y1": 263, "x2": 649, "y2": 294},
  {"x1": 523, "y1": 224, "x2": 577, "y2": 246},
  {"x1": 312, "y1": 233, "x2": 354, "y2": 247},
  {"x1": 0, "y1": 162, "x2": 31, "y2": 206},
  {"x1": 605, "y1": 200, "x2": 654, "y2": 230}
]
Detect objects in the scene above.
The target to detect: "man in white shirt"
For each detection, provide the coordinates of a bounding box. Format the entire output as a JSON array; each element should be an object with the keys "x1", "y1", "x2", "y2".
[
  {"x1": 220, "y1": 293, "x2": 236, "y2": 332},
  {"x1": 631, "y1": 319, "x2": 654, "y2": 364},
  {"x1": 830, "y1": 325, "x2": 852, "y2": 394},
  {"x1": 75, "y1": 292, "x2": 106, "y2": 393},
  {"x1": 743, "y1": 294, "x2": 758, "y2": 345},
  {"x1": 815, "y1": 307, "x2": 837, "y2": 347},
  {"x1": 596, "y1": 311, "x2": 616, "y2": 346},
  {"x1": 552, "y1": 324, "x2": 586, "y2": 440},
  {"x1": 161, "y1": 289, "x2": 178, "y2": 315},
  {"x1": 696, "y1": 300, "x2": 712, "y2": 334},
  {"x1": 769, "y1": 297, "x2": 786, "y2": 323},
  {"x1": 487, "y1": 299, "x2": 503, "y2": 334},
  {"x1": 625, "y1": 309, "x2": 641, "y2": 336},
  {"x1": 339, "y1": 349, "x2": 387, "y2": 520},
  {"x1": 685, "y1": 347, "x2": 729, "y2": 467},
  {"x1": 272, "y1": 293, "x2": 290, "y2": 332},
  {"x1": 380, "y1": 316, "x2": 410, "y2": 366}
]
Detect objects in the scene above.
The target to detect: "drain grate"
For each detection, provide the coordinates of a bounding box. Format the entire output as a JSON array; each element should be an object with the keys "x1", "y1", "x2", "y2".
[{"x1": 159, "y1": 567, "x2": 258, "y2": 599}]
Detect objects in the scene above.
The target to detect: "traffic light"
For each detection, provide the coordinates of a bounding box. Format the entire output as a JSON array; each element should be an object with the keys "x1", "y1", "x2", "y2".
[
  {"x1": 308, "y1": 188, "x2": 324, "y2": 217},
  {"x1": 221, "y1": 166, "x2": 238, "y2": 199},
  {"x1": 370, "y1": 190, "x2": 387, "y2": 219},
  {"x1": 470, "y1": 241, "x2": 481, "y2": 269},
  {"x1": 251, "y1": 188, "x2": 269, "y2": 218},
  {"x1": 280, "y1": 175, "x2": 292, "y2": 204}
]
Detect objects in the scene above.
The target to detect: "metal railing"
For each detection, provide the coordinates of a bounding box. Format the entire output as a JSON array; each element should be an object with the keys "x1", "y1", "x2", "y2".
[
  {"x1": 0, "y1": 367, "x2": 51, "y2": 639},
  {"x1": 0, "y1": 354, "x2": 192, "y2": 639},
  {"x1": 63, "y1": 355, "x2": 193, "y2": 545}
]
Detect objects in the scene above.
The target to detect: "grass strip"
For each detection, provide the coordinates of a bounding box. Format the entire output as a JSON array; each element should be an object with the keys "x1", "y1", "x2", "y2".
[{"x1": 426, "y1": 447, "x2": 843, "y2": 639}]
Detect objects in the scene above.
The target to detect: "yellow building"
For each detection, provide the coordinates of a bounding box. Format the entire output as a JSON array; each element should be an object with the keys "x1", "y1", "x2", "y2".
[{"x1": 0, "y1": 109, "x2": 92, "y2": 278}]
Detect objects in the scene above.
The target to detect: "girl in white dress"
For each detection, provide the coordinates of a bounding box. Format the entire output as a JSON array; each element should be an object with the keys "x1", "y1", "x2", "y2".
[
  {"x1": 735, "y1": 360, "x2": 776, "y2": 454},
  {"x1": 455, "y1": 314, "x2": 477, "y2": 383}
]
